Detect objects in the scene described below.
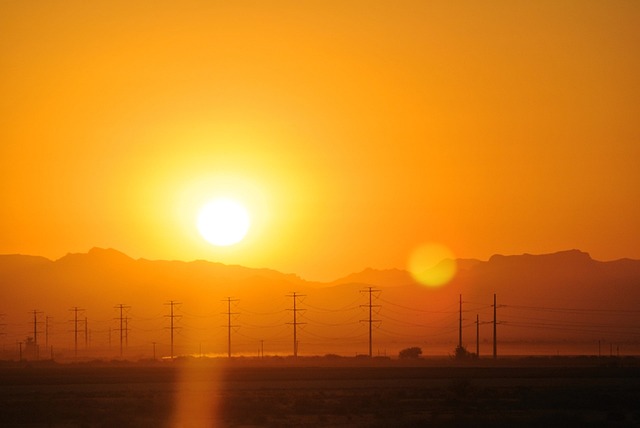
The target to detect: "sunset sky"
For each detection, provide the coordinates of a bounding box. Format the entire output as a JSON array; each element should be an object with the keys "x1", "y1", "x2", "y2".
[{"x1": 1, "y1": 1, "x2": 639, "y2": 281}]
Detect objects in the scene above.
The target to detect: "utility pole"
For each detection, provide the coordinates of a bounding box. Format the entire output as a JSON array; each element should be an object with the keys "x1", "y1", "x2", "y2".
[
  {"x1": 31, "y1": 310, "x2": 43, "y2": 360},
  {"x1": 0, "y1": 315, "x2": 5, "y2": 350},
  {"x1": 45, "y1": 316, "x2": 52, "y2": 348},
  {"x1": 286, "y1": 292, "x2": 306, "y2": 357},
  {"x1": 493, "y1": 294, "x2": 497, "y2": 359},
  {"x1": 84, "y1": 316, "x2": 88, "y2": 348},
  {"x1": 360, "y1": 287, "x2": 381, "y2": 357},
  {"x1": 124, "y1": 316, "x2": 129, "y2": 347},
  {"x1": 458, "y1": 295, "x2": 463, "y2": 350},
  {"x1": 164, "y1": 301, "x2": 181, "y2": 360},
  {"x1": 476, "y1": 314, "x2": 480, "y2": 357},
  {"x1": 69, "y1": 307, "x2": 84, "y2": 358},
  {"x1": 222, "y1": 297, "x2": 238, "y2": 358},
  {"x1": 114, "y1": 304, "x2": 130, "y2": 357}
]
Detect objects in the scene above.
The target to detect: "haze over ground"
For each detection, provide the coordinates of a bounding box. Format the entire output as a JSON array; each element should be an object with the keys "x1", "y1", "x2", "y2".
[{"x1": 2, "y1": 248, "x2": 639, "y2": 359}]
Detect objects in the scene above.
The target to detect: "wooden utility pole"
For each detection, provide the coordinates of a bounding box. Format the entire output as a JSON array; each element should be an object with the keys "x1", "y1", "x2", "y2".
[
  {"x1": 493, "y1": 294, "x2": 497, "y2": 359},
  {"x1": 476, "y1": 314, "x2": 480, "y2": 357},
  {"x1": 69, "y1": 307, "x2": 84, "y2": 358},
  {"x1": 45, "y1": 316, "x2": 52, "y2": 348},
  {"x1": 164, "y1": 301, "x2": 180, "y2": 360},
  {"x1": 360, "y1": 287, "x2": 381, "y2": 357},
  {"x1": 458, "y1": 295, "x2": 463, "y2": 349},
  {"x1": 223, "y1": 297, "x2": 238, "y2": 358},
  {"x1": 32, "y1": 310, "x2": 43, "y2": 360},
  {"x1": 287, "y1": 292, "x2": 306, "y2": 357},
  {"x1": 114, "y1": 304, "x2": 130, "y2": 357}
]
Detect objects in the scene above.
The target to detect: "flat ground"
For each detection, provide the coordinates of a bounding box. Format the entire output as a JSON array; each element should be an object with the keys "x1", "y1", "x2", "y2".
[{"x1": 1, "y1": 358, "x2": 639, "y2": 427}]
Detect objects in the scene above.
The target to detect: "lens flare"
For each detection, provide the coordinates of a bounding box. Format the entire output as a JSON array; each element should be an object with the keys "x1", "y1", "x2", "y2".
[
  {"x1": 171, "y1": 360, "x2": 223, "y2": 426},
  {"x1": 408, "y1": 243, "x2": 457, "y2": 287}
]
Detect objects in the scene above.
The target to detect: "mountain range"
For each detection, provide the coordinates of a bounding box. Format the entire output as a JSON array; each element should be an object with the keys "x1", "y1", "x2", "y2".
[{"x1": 1, "y1": 248, "x2": 639, "y2": 358}]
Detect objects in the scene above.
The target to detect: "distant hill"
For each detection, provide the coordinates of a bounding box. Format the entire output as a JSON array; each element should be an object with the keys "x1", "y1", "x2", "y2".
[
  {"x1": 330, "y1": 268, "x2": 415, "y2": 288},
  {"x1": 1, "y1": 248, "x2": 639, "y2": 358}
]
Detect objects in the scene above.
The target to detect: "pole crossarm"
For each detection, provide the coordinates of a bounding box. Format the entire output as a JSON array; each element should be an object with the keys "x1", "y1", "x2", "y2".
[
  {"x1": 164, "y1": 301, "x2": 181, "y2": 360},
  {"x1": 360, "y1": 287, "x2": 381, "y2": 357},
  {"x1": 114, "y1": 304, "x2": 131, "y2": 358},
  {"x1": 222, "y1": 297, "x2": 239, "y2": 357},
  {"x1": 69, "y1": 307, "x2": 85, "y2": 358},
  {"x1": 286, "y1": 292, "x2": 306, "y2": 357}
]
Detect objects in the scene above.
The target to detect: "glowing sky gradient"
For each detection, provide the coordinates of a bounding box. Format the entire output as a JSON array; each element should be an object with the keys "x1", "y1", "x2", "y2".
[{"x1": 1, "y1": 1, "x2": 639, "y2": 281}]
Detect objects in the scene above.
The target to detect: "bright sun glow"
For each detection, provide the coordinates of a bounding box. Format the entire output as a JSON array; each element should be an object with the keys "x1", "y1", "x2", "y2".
[{"x1": 197, "y1": 198, "x2": 250, "y2": 246}]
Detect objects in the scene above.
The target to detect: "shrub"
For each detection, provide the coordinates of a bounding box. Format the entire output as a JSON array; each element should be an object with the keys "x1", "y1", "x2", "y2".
[{"x1": 399, "y1": 347, "x2": 422, "y2": 359}]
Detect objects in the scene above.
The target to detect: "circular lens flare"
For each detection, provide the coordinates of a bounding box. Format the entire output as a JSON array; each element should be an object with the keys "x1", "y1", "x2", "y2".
[
  {"x1": 408, "y1": 243, "x2": 457, "y2": 287},
  {"x1": 197, "y1": 198, "x2": 250, "y2": 246}
]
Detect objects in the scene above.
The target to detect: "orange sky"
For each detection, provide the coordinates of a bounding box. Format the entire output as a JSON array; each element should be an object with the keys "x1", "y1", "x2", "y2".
[{"x1": 1, "y1": 1, "x2": 639, "y2": 281}]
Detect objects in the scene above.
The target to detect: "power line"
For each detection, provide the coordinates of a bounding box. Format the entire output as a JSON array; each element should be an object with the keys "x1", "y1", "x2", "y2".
[
  {"x1": 504, "y1": 304, "x2": 640, "y2": 314},
  {"x1": 379, "y1": 297, "x2": 458, "y2": 314},
  {"x1": 304, "y1": 297, "x2": 362, "y2": 313}
]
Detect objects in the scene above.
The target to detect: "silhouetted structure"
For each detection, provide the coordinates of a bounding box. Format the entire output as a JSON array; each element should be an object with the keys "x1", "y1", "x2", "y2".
[
  {"x1": 287, "y1": 292, "x2": 305, "y2": 357},
  {"x1": 114, "y1": 304, "x2": 130, "y2": 357},
  {"x1": 164, "y1": 301, "x2": 180, "y2": 359},
  {"x1": 223, "y1": 297, "x2": 238, "y2": 358},
  {"x1": 493, "y1": 294, "x2": 497, "y2": 358},
  {"x1": 360, "y1": 287, "x2": 381, "y2": 357}
]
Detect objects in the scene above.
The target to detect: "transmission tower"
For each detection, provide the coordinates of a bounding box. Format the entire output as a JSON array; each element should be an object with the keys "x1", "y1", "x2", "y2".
[
  {"x1": 0, "y1": 314, "x2": 5, "y2": 342},
  {"x1": 458, "y1": 294, "x2": 463, "y2": 350},
  {"x1": 493, "y1": 294, "x2": 498, "y2": 359},
  {"x1": 45, "y1": 316, "x2": 52, "y2": 348},
  {"x1": 124, "y1": 316, "x2": 129, "y2": 347},
  {"x1": 164, "y1": 301, "x2": 181, "y2": 359},
  {"x1": 360, "y1": 287, "x2": 381, "y2": 357},
  {"x1": 114, "y1": 304, "x2": 130, "y2": 357},
  {"x1": 31, "y1": 310, "x2": 43, "y2": 360},
  {"x1": 69, "y1": 307, "x2": 84, "y2": 358},
  {"x1": 476, "y1": 314, "x2": 479, "y2": 357},
  {"x1": 222, "y1": 297, "x2": 239, "y2": 358},
  {"x1": 286, "y1": 292, "x2": 306, "y2": 357},
  {"x1": 84, "y1": 316, "x2": 89, "y2": 348}
]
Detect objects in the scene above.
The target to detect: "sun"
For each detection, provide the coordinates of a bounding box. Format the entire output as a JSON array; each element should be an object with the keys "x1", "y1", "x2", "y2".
[{"x1": 197, "y1": 198, "x2": 251, "y2": 246}]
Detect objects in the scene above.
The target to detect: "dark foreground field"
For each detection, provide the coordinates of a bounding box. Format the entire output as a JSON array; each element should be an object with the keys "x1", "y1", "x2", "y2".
[{"x1": 1, "y1": 358, "x2": 639, "y2": 427}]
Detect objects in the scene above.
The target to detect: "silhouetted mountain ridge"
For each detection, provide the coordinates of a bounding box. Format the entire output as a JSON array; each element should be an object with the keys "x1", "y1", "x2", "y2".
[
  {"x1": 2, "y1": 248, "x2": 640, "y2": 355},
  {"x1": 330, "y1": 268, "x2": 414, "y2": 288},
  {"x1": 487, "y1": 249, "x2": 593, "y2": 268},
  {"x1": 2, "y1": 247, "x2": 638, "y2": 289}
]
